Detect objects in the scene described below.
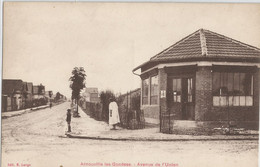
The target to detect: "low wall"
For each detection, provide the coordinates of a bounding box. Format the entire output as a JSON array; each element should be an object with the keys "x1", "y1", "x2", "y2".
[
  {"x1": 160, "y1": 118, "x2": 259, "y2": 134},
  {"x1": 196, "y1": 121, "x2": 259, "y2": 130}
]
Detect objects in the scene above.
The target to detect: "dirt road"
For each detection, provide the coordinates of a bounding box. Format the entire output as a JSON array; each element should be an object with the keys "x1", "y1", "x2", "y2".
[{"x1": 1, "y1": 102, "x2": 258, "y2": 167}]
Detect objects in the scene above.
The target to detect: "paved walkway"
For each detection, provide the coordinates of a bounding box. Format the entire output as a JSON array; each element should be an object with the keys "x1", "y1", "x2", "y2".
[{"x1": 67, "y1": 107, "x2": 259, "y2": 141}]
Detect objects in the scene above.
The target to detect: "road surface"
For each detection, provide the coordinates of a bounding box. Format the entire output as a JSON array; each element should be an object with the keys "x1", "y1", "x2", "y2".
[{"x1": 1, "y1": 102, "x2": 258, "y2": 167}]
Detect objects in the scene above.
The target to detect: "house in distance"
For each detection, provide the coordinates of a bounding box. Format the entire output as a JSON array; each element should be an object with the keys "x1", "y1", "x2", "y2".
[
  {"x1": 133, "y1": 29, "x2": 260, "y2": 132},
  {"x1": 82, "y1": 88, "x2": 100, "y2": 103}
]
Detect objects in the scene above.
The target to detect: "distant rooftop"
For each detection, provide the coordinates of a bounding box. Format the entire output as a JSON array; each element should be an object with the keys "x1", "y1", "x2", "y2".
[
  {"x1": 2, "y1": 79, "x2": 24, "y2": 95},
  {"x1": 85, "y1": 88, "x2": 98, "y2": 94}
]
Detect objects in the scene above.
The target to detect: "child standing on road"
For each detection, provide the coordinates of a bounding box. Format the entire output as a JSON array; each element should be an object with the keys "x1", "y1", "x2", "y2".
[{"x1": 66, "y1": 109, "x2": 71, "y2": 132}]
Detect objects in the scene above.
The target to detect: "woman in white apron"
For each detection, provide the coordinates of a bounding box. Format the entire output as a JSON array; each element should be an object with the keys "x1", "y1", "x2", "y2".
[{"x1": 109, "y1": 98, "x2": 120, "y2": 130}]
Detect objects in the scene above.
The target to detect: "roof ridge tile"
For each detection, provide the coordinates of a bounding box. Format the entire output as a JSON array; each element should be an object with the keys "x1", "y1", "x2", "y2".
[{"x1": 199, "y1": 29, "x2": 208, "y2": 56}]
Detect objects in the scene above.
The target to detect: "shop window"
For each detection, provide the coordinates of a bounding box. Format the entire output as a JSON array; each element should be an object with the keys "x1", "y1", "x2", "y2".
[
  {"x1": 142, "y1": 78, "x2": 149, "y2": 105},
  {"x1": 213, "y1": 72, "x2": 253, "y2": 106},
  {"x1": 150, "y1": 75, "x2": 158, "y2": 105},
  {"x1": 142, "y1": 75, "x2": 159, "y2": 105}
]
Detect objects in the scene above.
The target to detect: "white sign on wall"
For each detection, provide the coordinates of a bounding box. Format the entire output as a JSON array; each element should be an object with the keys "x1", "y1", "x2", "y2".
[{"x1": 160, "y1": 90, "x2": 166, "y2": 98}]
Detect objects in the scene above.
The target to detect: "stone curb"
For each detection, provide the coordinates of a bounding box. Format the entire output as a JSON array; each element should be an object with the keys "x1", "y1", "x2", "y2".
[
  {"x1": 2, "y1": 105, "x2": 49, "y2": 119},
  {"x1": 2, "y1": 102, "x2": 65, "y2": 119},
  {"x1": 65, "y1": 134, "x2": 259, "y2": 141}
]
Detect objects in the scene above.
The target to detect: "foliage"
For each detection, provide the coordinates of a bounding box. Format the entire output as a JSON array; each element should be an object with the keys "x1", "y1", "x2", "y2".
[
  {"x1": 69, "y1": 67, "x2": 86, "y2": 116},
  {"x1": 99, "y1": 90, "x2": 115, "y2": 121},
  {"x1": 38, "y1": 84, "x2": 45, "y2": 95},
  {"x1": 32, "y1": 97, "x2": 48, "y2": 107},
  {"x1": 55, "y1": 92, "x2": 61, "y2": 100},
  {"x1": 69, "y1": 67, "x2": 87, "y2": 100}
]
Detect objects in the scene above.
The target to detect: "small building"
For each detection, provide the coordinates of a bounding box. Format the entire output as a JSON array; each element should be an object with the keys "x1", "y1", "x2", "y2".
[
  {"x1": 82, "y1": 88, "x2": 100, "y2": 103},
  {"x1": 33, "y1": 84, "x2": 45, "y2": 99},
  {"x1": 32, "y1": 84, "x2": 46, "y2": 106},
  {"x1": 133, "y1": 29, "x2": 260, "y2": 131},
  {"x1": 2, "y1": 79, "x2": 27, "y2": 111}
]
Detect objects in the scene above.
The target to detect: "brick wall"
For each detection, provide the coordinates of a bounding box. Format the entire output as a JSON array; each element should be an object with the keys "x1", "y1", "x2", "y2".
[
  {"x1": 195, "y1": 66, "x2": 212, "y2": 121},
  {"x1": 159, "y1": 68, "x2": 167, "y2": 115},
  {"x1": 159, "y1": 68, "x2": 171, "y2": 132}
]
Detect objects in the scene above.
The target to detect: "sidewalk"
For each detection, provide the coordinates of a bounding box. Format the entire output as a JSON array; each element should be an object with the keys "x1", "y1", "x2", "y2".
[
  {"x1": 2, "y1": 101, "x2": 67, "y2": 119},
  {"x1": 66, "y1": 107, "x2": 259, "y2": 141},
  {"x1": 2, "y1": 105, "x2": 49, "y2": 119}
]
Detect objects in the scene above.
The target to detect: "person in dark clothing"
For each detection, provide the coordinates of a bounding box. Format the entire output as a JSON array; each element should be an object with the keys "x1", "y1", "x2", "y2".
[
  {"x1": 50, "y1": 102, "x2": 52, "y2": 109},
  {"x1": 66, "y1": 109, "x2": 72, "y2": 132}
]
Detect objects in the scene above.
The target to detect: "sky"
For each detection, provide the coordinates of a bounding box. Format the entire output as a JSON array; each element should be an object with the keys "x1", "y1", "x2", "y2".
[{"x1": 3, "y1": 2, "x2": 260, "y2": 98}]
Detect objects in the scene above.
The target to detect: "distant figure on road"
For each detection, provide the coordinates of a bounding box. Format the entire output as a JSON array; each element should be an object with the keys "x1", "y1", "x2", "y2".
[
  {"x1": 50, "y1": 102, "x2": 52, "y2": 109},
  {"x1": 109, "y1": 98, "x2": 120, "y2": 130},
  {"x1": 66, "y1": 109, "x2": 72, "y2": 132}
]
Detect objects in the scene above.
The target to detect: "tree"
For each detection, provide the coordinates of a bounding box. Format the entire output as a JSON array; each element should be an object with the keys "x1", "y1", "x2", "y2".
[
  {"x1": 38, "y1": 84, "x2": 45, "y2": 95},
  {"x1": 69, "y1": 67, "x2": 86, "y2": 116},
  {"x1": 55, "y1": 92, "x2": 61, "y2": 101},
  {"x1": 99, "y1": 90, "x2": 115, "y2": 122}
]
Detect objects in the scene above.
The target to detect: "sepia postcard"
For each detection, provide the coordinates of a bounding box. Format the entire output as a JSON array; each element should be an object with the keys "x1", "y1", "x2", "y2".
[{"x1": 1, "y1": 2, "x2": 260, "y2": 167}]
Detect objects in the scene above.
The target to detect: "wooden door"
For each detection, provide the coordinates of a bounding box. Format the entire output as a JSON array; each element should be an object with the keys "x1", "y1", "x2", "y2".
[{"x1": 168, "y1": 77, "x2": 195, "y2": 120}]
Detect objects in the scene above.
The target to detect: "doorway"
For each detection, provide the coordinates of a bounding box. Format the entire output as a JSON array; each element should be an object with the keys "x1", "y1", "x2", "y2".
[{"x1": 167, "y1": 77, "x2": 195, "y2": 120}]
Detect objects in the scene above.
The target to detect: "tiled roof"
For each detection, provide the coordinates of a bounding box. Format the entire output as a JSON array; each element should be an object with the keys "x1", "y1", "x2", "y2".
[
  {"x1": 2, "y1": 79, "x2": 24, "y2": 95},
  {"x1": 134, "y1": 29, "x2": 260, "y2": 71},
  {"x1": 204, "y1": 30, "x2": 260, "y2": 58},
  {"x1": 151, "y1": 30, "x2": 203, "y2": 61},
  {"x1": 151, "y1": 29, "x2": 260, "y2": 61}
]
